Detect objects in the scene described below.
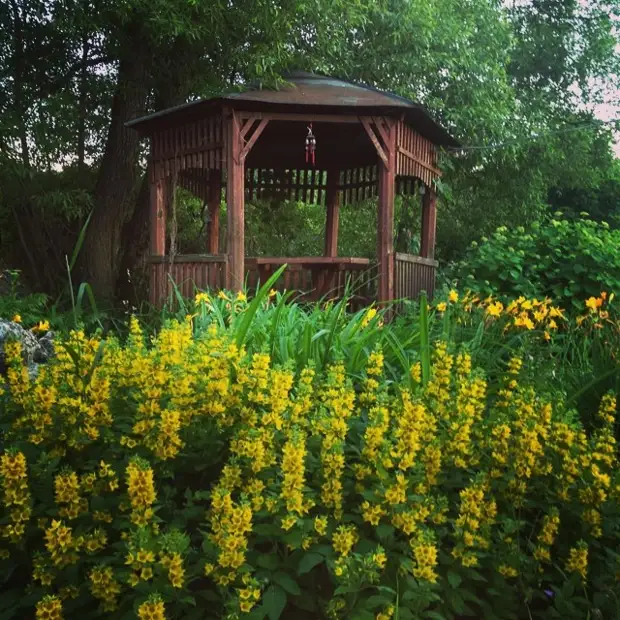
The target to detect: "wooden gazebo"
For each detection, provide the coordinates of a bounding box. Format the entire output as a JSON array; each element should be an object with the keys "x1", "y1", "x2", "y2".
[{"x1": 127, "y1": 72, "x2": 458, "y2": 306}]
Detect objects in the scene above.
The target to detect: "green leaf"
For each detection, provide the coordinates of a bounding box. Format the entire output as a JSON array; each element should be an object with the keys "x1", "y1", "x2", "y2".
[
  {"x1": 376, "y1": 523, "x2": 395, "y2": 540},
  {"x1": 235, "y1": 265, "x2": 288, "y2": 348},
  {"x1": 446, "y1": 569, "x2": 462, "y2": 588},
  {"x1": 263, "y1": 585, "x2": 287, "y2": 620},
  {"x1": 297, "y1": 552, "x2": 324, "y2": 575},
  {"x1": 272, "y1": 571, "x2": 301, "y2": 595},
  {"x1": 257, "y1": 554, "x2": 280, "y2": 571}
]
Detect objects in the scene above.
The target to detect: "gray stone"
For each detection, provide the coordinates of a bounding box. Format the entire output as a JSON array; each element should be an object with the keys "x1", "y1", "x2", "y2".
[{"x1": 0, "y1": 320, "x2": 55, "y2": 377}]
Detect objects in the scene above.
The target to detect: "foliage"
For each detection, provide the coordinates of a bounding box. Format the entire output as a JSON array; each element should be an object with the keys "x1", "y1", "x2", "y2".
[
  {"x1": 2, "y1": 286, "x2": 620, "y2": 619},
  {"x1": 0, "y1": 270, "x2": 49, "y2": 326},
  {"x1": 448, "y1": 215, "x2": 620, "y2": 309},
  {"x1": 2, "y1": 0, "x2": 620, "y2": 296},
  {"x1": 429, "y1": 289, "x2": 620, "y2": 426}
]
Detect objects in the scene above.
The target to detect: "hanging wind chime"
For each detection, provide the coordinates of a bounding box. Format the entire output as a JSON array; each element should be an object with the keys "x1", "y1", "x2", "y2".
[{"x1": 305, "y1": 122, "x2": 316, "y2": 166}]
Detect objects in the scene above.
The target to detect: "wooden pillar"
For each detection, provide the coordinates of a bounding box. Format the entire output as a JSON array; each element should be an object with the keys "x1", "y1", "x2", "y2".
[
  {"x1": 377, "y1": 123, "x2": 396, "y2": 304},
  {"x1": 324, "y1": 169, "x2": 340, "y2": 257},
  {"x1": 150, "y1": 164, "x2": 166, "y2": 256},
  {"x1": 226, "y1": 110, "x2": 244, "y2": 291},
  {"x1": 149, "y1": 163, "x2": 166, "y2": 305},
  {"x1": 420, "y1": 186, "x2": 437, "y2": 259},
  {"x1": 207, "y1": 171, "x2": 221, "y2": 255}
]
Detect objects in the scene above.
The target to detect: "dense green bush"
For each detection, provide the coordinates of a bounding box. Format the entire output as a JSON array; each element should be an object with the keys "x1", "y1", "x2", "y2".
[{"x1": 450, "y1": 215, "x2": 620, "y2": 308}]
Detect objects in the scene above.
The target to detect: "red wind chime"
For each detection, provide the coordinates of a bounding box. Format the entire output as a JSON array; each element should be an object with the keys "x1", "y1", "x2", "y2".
[{"x1": 305, "y1": 122, "x2": 316, "y2": 166}]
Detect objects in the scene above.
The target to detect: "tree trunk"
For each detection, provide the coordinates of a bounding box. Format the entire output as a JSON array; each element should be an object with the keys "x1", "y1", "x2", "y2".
[
  {"x1": 77, "y1": 36, "x2": 89, "y2": 169},
  {"x1": 81, "y1": 27, "x2": 151, "y2": 301},
  {"x1": 115, "y1": 39, "x2": 199, "y2": 304},
  {"x1": 9, "y1": 0, "x2": 30, "y2": 168}
]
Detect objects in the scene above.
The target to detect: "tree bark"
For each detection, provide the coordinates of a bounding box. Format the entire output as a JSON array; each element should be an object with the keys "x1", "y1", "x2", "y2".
[
  {"x1": 115, "y1": 38, "x2": 199, "y2": 303},
  {"x1": 9, "y1": 0, "x2": 30, "y2": 168},
  {"x1": 81, "y1": 25, "x2": 151, "y2": 301},
  {"x1": 77, "y1": 36, "x2": 89, "y2": 169}
]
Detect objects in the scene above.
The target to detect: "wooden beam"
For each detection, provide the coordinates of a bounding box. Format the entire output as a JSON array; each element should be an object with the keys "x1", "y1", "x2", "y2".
[
  {"x1": 227, "y1": 110, "x2": 245, "y2": 291},
  {"x1": 240, "y1": 118, "x2": 269, "y2": 162},
  {"x1": 397, "y1": 145, "x2": 441, "y2": 176},
  {"x1": 207, "y1": 171, "x2": 221, "y2": 254},
  {"x1": 420, "y1": 187, "x2": 437, "y2": 260},
  {"x1": 361, "y1": 117, "x2": 388, "y2": 167},
  {"x1": 240, "y1": 118, "x2": 256, "y2": 139},
  {"x1": 371, "y1": 116, "x2": 391, "y2": 150},
  {"x1": 324, "y1": 169, "x2": 340, "y2": 257},
  {"x1": 377, "y1": 120, "x2": 396, "y2": 305}
]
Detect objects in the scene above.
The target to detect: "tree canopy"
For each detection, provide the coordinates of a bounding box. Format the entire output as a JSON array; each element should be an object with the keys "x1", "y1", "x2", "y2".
[{"x1": 1, "y1": 0, "x2": 618, "y2": 299}]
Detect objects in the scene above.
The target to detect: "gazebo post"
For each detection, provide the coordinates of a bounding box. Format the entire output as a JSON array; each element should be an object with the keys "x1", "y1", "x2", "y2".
[
  {"x1": 324, "y1": 168, "x2": 340, "y2": 257},
  {"x1": 149, "y1": 162, "x2": 166, "y2": 305},
  {"x1": 420, "y1": 185, "x2": 437, "y2": 259},
  {"x1": 207, "y1": 171, "x2": 221, "y2": 255},
  {"x1": 226, "y1": 110, "x2": 244, "y2": 291},
  {"x1": 376, "y1": 122, "x2": 396, "y2": 304}
]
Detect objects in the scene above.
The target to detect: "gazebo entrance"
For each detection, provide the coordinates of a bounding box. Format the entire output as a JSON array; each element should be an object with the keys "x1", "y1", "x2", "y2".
[{"x1": 127, "y1": 73, "x2": 458, "y2": 307}]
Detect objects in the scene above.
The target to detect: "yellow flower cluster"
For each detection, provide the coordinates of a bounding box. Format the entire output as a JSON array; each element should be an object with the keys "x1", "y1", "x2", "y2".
[
  {"x1": 533, "y1": 509, "x2": 560, "y2": 563},
  {"x1": 126, "y1": 546, "x2": 156, "y2": 586},
  {"x1": 0, "y1": 451, "x2": 31, "y2": 542},
  {"x1": 89, "y1": 565, "x2": 122, "y2": 611},
  {"x1": 208, "y1": 489, "x2": 253, "y2": 582},
  {"x1": 55, "y1": 470, "x2": 87, "y2": 520},
  {"x1": 137, "y1": 594, "x2": 166, "y2": 620},
  {"x1": 453, "y1": 481, "x2": 497, "y2": 567},
  {"x1": 332, "y1": 524, "x2": 358, "y2": 556},
  {"x1": 411, "y1": 539, "x2": 438, "y2": 583},
  {"x1": 160, "y1": 551, "x2": 185, "y2": 588},
  {"x1": 44, "y1": 520, "x2": 80, "y2": 568},
  {"x1": 2, "y1": 316, "x2": 620, "y2": 618},
  {"x1": 566, "y1": 541, "x2": 588, "y2": 579},
  {"x1": 35, "y1": 594, "x2": 63, "y2": 620},
  {"x1": 126, "y1": 458, "x2": 157, "y2": 526},
  {"x1": 280, "y1": 432, "x2": 307, "y2": 517}
]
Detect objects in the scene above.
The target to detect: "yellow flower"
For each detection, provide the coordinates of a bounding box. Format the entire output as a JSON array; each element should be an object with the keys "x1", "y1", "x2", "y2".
[
  {"x1": 485, "y1": 301, "x2": 503, "y2": 317},
  {"x1": 218, "y1": 290, "x2": 229, "y2": 300},
  {"x1": 32, "y1": 320, "x2": 50, "y2": 333},
  {"x1": 436, "y1": 302, "x2": 447, "y2": 313},
  {"x1": 12, "y1": 314, "x2": 21, "y2": 323},
  {"x1": 314, "y1": 516, "x2": 328, "y2": 537},
  {"x1": 195, "y1": 291, "x2": 210, "y2": 304},
  {"x1": 585, "y1": 296, "x2": 602, "y2": 311},
  {"x1": 137, "y1": 595, "x2": 166, "y2": 620},
  {"x1": 361, "y1": 307, "x2": 378, "y2": 328},
  {"x1": 268, "y1": 289, "x2": 277, "y2": 298},
  {"x1": 498, "y1": 564, "x2": 518, "y2": 578},
  {"x1": 36, "y1": 595, "x2": 63, "y2": 620},
  {"x1": 448, "y1": 290, "x2": 459, "y2": 303},
  {"x1": 236, "y1": 291, "x2": 247, "y2": 302},
  {"x1": 566, "y1": 541, "x2": 588, "y2": 579}
]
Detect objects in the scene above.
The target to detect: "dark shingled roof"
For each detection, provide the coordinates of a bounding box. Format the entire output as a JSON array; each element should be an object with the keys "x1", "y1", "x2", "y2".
[{"x1": 127, "y1": 71, "x2": 459, "y2": 147}]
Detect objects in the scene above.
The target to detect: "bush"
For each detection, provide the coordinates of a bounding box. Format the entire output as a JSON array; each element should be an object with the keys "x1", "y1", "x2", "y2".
[
  {"x1": 1, "y1": 308, "x2": 619, "y2": 619},
  {"x1": 449, "y1": 215, "x2": 620, "y2": 309}
]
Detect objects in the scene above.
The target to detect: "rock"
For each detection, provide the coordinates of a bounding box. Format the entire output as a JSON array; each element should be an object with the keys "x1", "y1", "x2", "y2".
[{"x1": 0, "y1": 320, "x2": 55, "y2": 378}]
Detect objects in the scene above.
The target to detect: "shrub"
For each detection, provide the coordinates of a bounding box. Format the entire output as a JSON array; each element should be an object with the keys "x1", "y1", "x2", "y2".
[
  {"x1": 1, "y1": 313, "x2": 619, "y2": 619},
  {"x1": 450, "y1": 215, "x2": 620, "y2": 309}
]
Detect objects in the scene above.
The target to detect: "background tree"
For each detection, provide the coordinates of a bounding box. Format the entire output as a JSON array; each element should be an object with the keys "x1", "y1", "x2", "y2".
[{"x1": 0, "y1": 0, "x2": 618, "y2": 301}]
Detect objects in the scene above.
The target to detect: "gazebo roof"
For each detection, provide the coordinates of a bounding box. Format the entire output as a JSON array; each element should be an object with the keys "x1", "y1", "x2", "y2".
[{"x1": 127, "y1": 71, "x2": 459, "y2": 147}]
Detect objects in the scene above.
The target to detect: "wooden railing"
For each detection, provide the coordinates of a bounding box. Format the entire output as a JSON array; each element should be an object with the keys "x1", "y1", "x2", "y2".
[
  {"x1": 148, "y1": 254, "x2": 378, "y2": 310},
  {"x1": 246, "y1": 258, "x2": 377, "y2": 309},
  {"x1": 148, "y1": 255, "x2": 228, "y2": 305},
  {"x1": 394, "y1": 253, "x2": 438, "y2": 306}
]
